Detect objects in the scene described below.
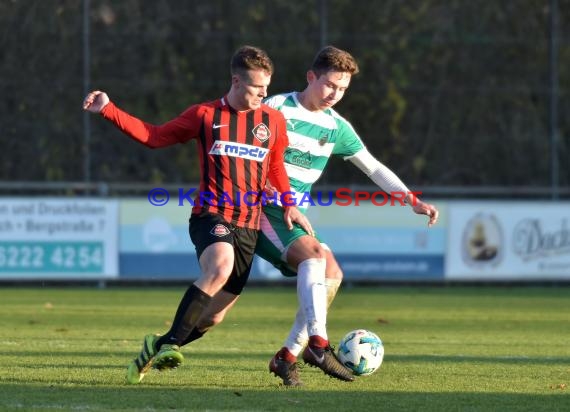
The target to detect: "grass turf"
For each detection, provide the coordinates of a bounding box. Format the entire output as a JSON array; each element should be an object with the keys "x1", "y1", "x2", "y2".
[{"x1": 0, "y1": 286, "x2": 568, "y2": 411}]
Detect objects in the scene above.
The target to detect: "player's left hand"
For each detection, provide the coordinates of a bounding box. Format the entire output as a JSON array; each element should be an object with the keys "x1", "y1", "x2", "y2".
[
  {"x1": 283, "y1": 206, "x2": 315, "y2": 236},
  {"x1": 412, "y1": 201, "x2": 439, "y2": 227}
]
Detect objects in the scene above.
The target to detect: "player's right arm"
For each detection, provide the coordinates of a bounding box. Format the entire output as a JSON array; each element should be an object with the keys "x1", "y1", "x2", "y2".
[
  {"x1": 82, "y1": 90, "x2": 199, "y2": 148},
  {"x1": 348, "y1": 149, "x2": 438, "y2": 226},
  {"x1": 331, "y1": 115, "x2": 439, "y2": 227}
]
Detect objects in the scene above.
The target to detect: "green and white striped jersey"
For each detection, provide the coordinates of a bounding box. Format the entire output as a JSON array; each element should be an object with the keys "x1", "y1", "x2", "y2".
[{"x1": 264, "y1": 92, "x2": 365, "y2": 206}]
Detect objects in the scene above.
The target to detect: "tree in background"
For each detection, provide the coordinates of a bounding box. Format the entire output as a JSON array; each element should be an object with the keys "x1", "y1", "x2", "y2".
[{"x1": 1, "y1": 0, "x2": 567, "y2": 189}]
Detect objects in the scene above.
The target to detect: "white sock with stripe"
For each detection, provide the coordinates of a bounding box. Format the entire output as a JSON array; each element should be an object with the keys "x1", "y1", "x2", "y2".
[{"x1": 285, "y1": 277, "x2": 342, "y2": 356}]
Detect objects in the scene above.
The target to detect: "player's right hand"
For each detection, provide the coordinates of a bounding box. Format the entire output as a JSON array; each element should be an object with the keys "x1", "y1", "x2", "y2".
[
  {"x1": 284, "y1": 206, "x2": 315, "y2": 237},
  {"x1": 412, "y1": 200, "x2": 439, "y2": 227},
  {"x1": 82, "y1": 90, "x2": 110, "y2": 113}
]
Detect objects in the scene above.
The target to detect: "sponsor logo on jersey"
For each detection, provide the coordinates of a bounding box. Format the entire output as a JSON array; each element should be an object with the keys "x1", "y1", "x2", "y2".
[
  {"x1": 286, "y1": 148, "x2": 312, "y2": 169},
  {"x1": 252, "y1": 123, "x2": 270, "y2": 142},
  {"x1": 209, "y1": 140, "x2": 268, "y2": 161},
  {"x1": 210, "y1": 224, "x2": 230, "y2": 237}
]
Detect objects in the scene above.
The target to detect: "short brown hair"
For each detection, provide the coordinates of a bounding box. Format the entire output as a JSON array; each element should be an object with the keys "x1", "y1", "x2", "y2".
[
  {"x1": 311, "y1": 45, "x2": 359, "y2": 77},
  {"x1": 231, "y1": 45, "x2": 274, "y2": 77}
]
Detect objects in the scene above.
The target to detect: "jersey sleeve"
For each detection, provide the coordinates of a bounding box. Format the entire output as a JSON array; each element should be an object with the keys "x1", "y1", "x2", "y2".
[
  {"x1": 267, "y1": 113, "x2": 292, "y2": 198},
  {"x1": 101, "y1": 102, "x2": 201, "y2": 148},
  {"x1": 263, "y1": 94, "x2": 287, "y2": 110},
  {"x1": 331, "y1": 115, "x2": 365, "y2": 158}
]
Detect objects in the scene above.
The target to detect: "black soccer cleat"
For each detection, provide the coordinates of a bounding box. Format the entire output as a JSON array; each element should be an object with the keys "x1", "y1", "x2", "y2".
[
  {"x1": 302, "y1": 345, "x2": 354, "y2": 382},
  {"x1": 269, "y1": 354, "x2": 303, "y2": 387}
]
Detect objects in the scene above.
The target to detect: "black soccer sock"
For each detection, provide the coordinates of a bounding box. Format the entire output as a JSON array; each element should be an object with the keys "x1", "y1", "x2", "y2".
[
  {"x1": 156, "y1": 284, "x2": 211, "y2": 348},
  {"x1": 181, "y1": 327, "x2": 206, "y2": 346}
]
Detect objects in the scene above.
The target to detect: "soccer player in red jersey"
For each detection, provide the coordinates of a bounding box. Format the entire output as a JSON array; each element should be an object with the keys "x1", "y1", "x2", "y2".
[{"x1": 83, "y1": 45, "x2": 313, "y2": 384}]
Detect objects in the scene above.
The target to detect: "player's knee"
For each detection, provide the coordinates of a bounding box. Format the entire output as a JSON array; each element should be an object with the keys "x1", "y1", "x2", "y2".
[
  {"x1": 287, "y1": 236, "x2": 327, "y2": 267},
  {"x1": 208, "y1": 271, "x2": 232, "y2": 289},
  {"x1": 306, "y1": 243, "x2": 327, "y2": 260}
]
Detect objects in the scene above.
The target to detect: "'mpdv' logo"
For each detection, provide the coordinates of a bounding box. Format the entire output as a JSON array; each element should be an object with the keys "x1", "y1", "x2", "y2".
[{"x1": 209, "y1": 140, "x2": 268, "y2": 162}]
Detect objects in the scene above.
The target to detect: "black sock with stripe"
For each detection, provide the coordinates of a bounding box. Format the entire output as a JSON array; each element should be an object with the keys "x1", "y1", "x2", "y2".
[
  {"x1": 181, "y1": 327, "x2": 206, "y2": 346},
  {"x1": 156, "y1": 284, "x2": 211, "y2": 348}
]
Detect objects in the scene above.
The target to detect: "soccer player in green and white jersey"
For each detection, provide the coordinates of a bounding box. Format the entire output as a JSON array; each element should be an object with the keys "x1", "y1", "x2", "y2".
[
  {"x1": 257, "y1": 46, "x2": 438, "y2": 386},
  {"x1": 184, "y1": 46, "x2": 439, "y2": 386}
]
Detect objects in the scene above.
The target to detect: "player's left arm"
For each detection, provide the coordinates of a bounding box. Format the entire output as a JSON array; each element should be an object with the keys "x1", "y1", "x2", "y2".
[{"x1": 347, "y1": 148, "x2": 439, "y2": 227}]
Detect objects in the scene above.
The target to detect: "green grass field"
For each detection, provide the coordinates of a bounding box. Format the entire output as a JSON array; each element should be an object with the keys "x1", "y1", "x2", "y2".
[{"x1": 0, "y1": 286, "x2": 568, "y2": 411}]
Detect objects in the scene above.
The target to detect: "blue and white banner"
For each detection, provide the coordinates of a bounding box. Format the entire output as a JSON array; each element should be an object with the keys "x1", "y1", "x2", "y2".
[
  {"x1": 252, "y1": 201, "x2": 446, "y2": 280},
  {"x1": 0, "y1": 198, "x2": 119, "y2": 278},
  {"x1": 119, "y1": 198, "x2": 197, "y2": 278},
  {"x1": 118, "y1": 199, "x2": 446, "y2": 281}
]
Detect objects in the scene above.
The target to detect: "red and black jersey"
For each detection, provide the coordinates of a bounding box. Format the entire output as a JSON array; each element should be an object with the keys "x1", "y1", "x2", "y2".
[{"x1": 101, "y1": 96, "x2": 291, "y2": 229}]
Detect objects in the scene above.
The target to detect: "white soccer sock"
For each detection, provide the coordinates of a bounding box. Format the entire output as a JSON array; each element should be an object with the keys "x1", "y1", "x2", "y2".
[
  {"x1": 296, "y1": 258, "x2": 328, "y2": 340},
  {"x1": 299, "y1": 259, "x2": 327, "y2": 340},
  {"x1": 284, "y1": 306, "x2": 307, "y2": 357},
  {"x1": 285, "y1": 277, "x2": 342, "y2": 356},
  {"x1": 324, "y1": 278, "x2": 341, "y2": 307}
]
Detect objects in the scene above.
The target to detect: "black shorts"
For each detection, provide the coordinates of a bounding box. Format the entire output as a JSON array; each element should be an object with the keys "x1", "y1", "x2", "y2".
[{"x1": 189, "y1": 212, "x2": 258, "y2": 295}]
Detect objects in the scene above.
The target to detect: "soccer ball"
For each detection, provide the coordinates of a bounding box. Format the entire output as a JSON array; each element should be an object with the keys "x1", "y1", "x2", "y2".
[{"x1": 337, "y1": 329, "x2": 384, "y2": 376}]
